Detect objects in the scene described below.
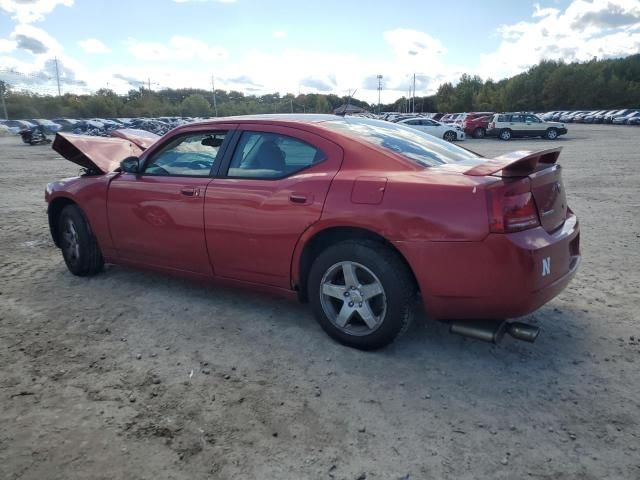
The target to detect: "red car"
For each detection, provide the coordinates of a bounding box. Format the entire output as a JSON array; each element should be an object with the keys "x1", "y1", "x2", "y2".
[
  {"x1": 463, "y1": 114, "x2": 493, "y2": 139},
  {"x1": 46, "y1": 115, "x2": 580, "y2": 350}
]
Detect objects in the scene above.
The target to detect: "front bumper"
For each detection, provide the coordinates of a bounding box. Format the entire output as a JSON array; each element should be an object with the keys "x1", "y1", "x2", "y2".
[{"x1": 395, "y1": 214, "x2": 580, "y2": 320}]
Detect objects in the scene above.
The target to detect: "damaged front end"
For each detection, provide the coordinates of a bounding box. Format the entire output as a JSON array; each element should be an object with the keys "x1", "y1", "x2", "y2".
[{"x1": 51, "y1": 129, "x2": 160, "y2": 174}]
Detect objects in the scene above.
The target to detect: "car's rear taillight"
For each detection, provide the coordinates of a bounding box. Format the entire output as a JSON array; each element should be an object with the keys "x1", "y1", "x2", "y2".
[
  {"x1": 488, "y1": 122, "x2": 494, "y2": 129},
  {"x1": 487, "y1": 180, "x2": 540, "y2": 233}
]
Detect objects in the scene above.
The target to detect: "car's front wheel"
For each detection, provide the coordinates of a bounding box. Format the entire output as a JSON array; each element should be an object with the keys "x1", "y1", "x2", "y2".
[
  {"x1": 443, "y1": 131, "x2": 457, "y2": 142},
  {"x1": 545, "y1": 128, "x2": 558, "y2": 140},
  {"x1": 499, "y1": 128, "x2": 512, "y2": 140},
  {"x1": 58, "y1": 205, "x2": 104, "y2": 276},
  {"x1": 308, "y1": 241, "x2": 416, "y2": 350}
]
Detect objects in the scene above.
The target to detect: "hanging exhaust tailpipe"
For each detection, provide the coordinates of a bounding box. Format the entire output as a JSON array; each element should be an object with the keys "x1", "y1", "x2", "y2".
[
  {"x1": 506, "y1": 322, "x2": 540, "y2": 343},
  {"x1": 449, "y1": 319, "x2": 507, "y2": 344},
  {"x1": 450, "y1": 319, "x2": 539, "y2": 344}
]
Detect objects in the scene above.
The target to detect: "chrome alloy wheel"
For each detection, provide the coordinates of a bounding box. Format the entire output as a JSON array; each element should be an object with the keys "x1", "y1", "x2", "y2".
[
  {"x1": 319, "y1": 261, "x2": 387, "y2": 336},
  {"x1": 61, "y1": 218, "x2": 80, "y2": 263}
]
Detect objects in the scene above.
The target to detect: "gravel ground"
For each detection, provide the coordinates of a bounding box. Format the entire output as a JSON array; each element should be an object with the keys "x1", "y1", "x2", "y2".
[{"x1": 0, "y1": 124, "x2": 639, "y2": 480}]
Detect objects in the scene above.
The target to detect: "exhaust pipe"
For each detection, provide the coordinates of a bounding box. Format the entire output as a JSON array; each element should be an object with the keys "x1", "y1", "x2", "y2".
[
  {"x1": 449, "y1": 319, "x2": 539, "y2": 344},
  {"x1": 506, "y1": 322, "x2": 539, "y2": 343}
]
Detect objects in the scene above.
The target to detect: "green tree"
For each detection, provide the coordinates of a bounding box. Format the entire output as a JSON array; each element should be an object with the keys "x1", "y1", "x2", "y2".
[{"x1": 180, "y1": 94, "x2": 211, "y2": 117}]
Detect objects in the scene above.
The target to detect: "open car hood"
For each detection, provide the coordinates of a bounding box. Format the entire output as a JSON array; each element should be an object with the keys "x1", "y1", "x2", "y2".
[{"x1": 52, "y1": 129, "x2": 160, "y2": 173}]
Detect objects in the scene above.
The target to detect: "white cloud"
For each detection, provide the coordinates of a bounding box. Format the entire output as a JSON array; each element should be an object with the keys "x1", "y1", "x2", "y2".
[
  {"x1": 0, "y1": 0, "x2": 73, "y2": 23},
  {"x1": 273, "y1": 31, "x2": 287, "y2": 39},
  {"x1": 79, "y1": 38, "x2": 111, "y2": 54},
  {"x1": 127, "y1": 36, "x2": 228, "y2": 62},
  {"x1": 0, "y1": 38, "x2": 16, "y2": 53},
  {"x1": 479, "y1": 0, "x2": 640, "y2": 79}
]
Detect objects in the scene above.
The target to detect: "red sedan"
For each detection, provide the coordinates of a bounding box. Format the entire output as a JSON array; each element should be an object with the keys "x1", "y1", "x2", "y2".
[{"x1": 46, "y1": 115, "x2": 580, "y2": 350}]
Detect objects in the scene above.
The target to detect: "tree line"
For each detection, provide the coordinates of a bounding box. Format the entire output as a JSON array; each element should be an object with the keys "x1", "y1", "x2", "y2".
[
  {"x1": 383, "y1": 54, "x2": 640, "y2": 114},
  {"x1": 1, "y1": 54, "x2": 639, "y2": 120}
]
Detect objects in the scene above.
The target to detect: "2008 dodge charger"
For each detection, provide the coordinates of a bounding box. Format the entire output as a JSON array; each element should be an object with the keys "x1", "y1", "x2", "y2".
[{"x1": 45, "y1": 115, "x2": 580, "y2": 350}]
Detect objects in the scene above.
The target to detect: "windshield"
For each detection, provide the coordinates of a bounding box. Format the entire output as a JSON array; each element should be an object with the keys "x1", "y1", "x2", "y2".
[{"x1": 321, "y1": 117, "x2": 479, "y2": 167}]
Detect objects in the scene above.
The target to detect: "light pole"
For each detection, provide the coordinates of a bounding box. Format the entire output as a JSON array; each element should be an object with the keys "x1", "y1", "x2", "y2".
[{"x1": 377, "y1": 75, "x2": 383, "y2": 114}]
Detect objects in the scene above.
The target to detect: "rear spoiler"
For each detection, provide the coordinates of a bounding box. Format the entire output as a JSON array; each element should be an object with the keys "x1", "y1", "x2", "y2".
[{"x1": 464, "y1": 147, "x2": 562, "y2": 177}]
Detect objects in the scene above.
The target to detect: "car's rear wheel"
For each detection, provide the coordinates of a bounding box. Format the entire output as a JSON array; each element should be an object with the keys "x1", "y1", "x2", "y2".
[
  {"x1": 308, "y1": 241, "x2": 415, "y2": 350},
  {"x1": 473, "y1": 127, "x2": 485, "y2": 139},
  {"x1": 443, "y1": 131, "x2": 457, "y2": 142},
  {"x1": 499, "y1": 129, "x2": 512, "y2": 140},
  {"x1": 58, "y1": 205, "x2": 104, "y2": 276},
  {"x1": 545, "y1": 128, "x2": 558, "y2": 140}
]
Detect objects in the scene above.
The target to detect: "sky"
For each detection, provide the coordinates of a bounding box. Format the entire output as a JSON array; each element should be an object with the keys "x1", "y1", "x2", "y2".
[{"x1": 1, "y1": 0, "x2": 639, "y2": 103}]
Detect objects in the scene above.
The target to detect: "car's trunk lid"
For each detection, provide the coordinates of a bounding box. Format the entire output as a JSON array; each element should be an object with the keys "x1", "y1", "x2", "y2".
[
  {"x1": 52, "y1": 129, "x2": 160, "y2": 174},
  {"x1": 464, "y1": 147, "x2": 567, "y2": 232}
]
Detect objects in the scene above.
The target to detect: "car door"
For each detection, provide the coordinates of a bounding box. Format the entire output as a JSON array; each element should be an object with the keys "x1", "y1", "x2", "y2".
[
  {"x1": 204, "y1": 125, "x2": 343, "y2": 288},
  {"x1": 422, "y1": 119, "x2": 444, "y2": 137},
  {"x1": 107, "y1": 127, "x2": 233, "y2": 276},
  {"x1": 508, "y1": 114, "x2": 525, "y2": 136},
  {"x1": 524, "y1": 114, "x2": 544, "y2": 136}
]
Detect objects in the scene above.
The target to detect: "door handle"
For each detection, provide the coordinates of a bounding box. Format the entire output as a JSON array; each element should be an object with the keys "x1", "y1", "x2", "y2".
[
  {"x1": 180, "y1": 187, "x2": 199, "y2": 197},
  {"x1": 289, "y1": 193, "x2": 308, "y2": 204}
]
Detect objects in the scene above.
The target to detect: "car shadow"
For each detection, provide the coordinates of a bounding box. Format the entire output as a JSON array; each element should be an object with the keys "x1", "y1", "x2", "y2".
[{"x1": 98, "y1": 264, "x2": 589, "y2": 395}]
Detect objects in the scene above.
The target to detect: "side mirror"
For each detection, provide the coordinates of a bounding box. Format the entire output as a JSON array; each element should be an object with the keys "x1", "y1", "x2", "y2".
[{"x1": 120, "y1": 156, "x2": 140, "y2": 174}]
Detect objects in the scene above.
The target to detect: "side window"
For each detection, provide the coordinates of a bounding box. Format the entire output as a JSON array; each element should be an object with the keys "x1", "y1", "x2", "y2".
[
  {"x1": 526, "y1": 115, "x2": 541, "y2": 123},
  {"x1": 497, "y1": 115, "x2": 506, "y2": 122},
  {"x1": 227, "y1": 131, "x2": 325, "y2": 179},
  {"x1": 511, "y1": 114, "x2": 524, "y2": 123},
  {"x1": 143, "y1": 131, "x2": 227, "y2": 176}
]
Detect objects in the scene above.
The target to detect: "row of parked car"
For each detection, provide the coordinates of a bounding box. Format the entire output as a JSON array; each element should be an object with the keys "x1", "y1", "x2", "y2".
[
  {"x1": 541, "y1": 109, "x2": 640, "y2": 125},
  {"x1": 0, "y1": 116, "x2": 196, "y2": 138},
  {"x1": 378, "y1": 111, "x2": 565, "y2": 141}
]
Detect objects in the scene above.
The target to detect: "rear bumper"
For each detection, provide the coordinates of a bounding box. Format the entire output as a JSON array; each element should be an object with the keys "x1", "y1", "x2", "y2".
[{"x1": 395, "y1": 214, "x2": 580, "y2": 320}]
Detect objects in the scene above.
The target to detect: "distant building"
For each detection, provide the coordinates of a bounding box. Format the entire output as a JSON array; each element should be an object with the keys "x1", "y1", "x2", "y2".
[{"x1": 333, "y1": 104, "x2": 368, "y2": 115}]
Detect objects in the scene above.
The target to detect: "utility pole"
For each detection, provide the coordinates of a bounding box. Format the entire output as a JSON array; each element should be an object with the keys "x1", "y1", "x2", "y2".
[
  {"x1": 0, "y1": 82, "x2": 8, "y2": 120},
  {"x1": 290, "y1": 97, "x2": 293, "y2": 113},
  {"x1": 147, "y1": 77, "x2": 151, "y2": 91},
  {"x1": 377, "y1": 75, "x2": 383, "y2": 114},
  {"x1": 412, "y1": 73, "x2": 416, "y2": 113},
  {"x1": 211, "y1": 76, "x2": 218, "y2": 116},
  {"x1": 54, "y1": 57, "x2": 61, "y2": 96}
]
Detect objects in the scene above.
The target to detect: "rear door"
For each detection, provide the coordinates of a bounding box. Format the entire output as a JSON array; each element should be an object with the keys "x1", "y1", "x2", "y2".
[
  {"x1": 508, "y1": 114, "x2": 525, "y2": 136},
  {"x1": 204, "y1": 125, "x2": 343, "y2": 288}
]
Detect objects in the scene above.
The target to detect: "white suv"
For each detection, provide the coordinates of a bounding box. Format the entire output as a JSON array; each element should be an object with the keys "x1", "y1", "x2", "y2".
[{"x1": 487, "y1": 113, "x2": 567, "y2": 140}]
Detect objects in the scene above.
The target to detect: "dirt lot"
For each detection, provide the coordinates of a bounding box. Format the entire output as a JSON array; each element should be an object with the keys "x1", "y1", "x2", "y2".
[{"x1": 1, "y1": 124, "x2": 639, "y2": 480}]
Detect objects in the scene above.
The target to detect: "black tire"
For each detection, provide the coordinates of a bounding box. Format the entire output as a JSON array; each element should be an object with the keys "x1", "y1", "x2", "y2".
[
  {"x1": 58, "y1": 205, "x2": 104, "y2": 276},
  {"x1": 443, "y1": 131, "x2": 457, "y2": 142},
  {"x1": 472, "y1": 127, "x2": 485, "y2": 139},
  {"x1": 308, "y1": 240, "x2": 416, "y2": 350},
  {"x1": 499, "y1": 129, "x2": 512, "y2": 140},
  {"x1": 545, "y1": 128, "x2": 558, "y2": 140}
]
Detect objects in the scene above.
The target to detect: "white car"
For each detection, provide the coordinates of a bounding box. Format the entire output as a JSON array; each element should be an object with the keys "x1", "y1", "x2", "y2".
[{"x1": 397, "y1": 117, "x2": 465, "y2": 141}]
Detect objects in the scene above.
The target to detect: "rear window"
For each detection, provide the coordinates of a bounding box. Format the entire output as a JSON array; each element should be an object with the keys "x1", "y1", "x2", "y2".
[{"x1": 321, "y1": 117, "x2": 479, "y2": 167}]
